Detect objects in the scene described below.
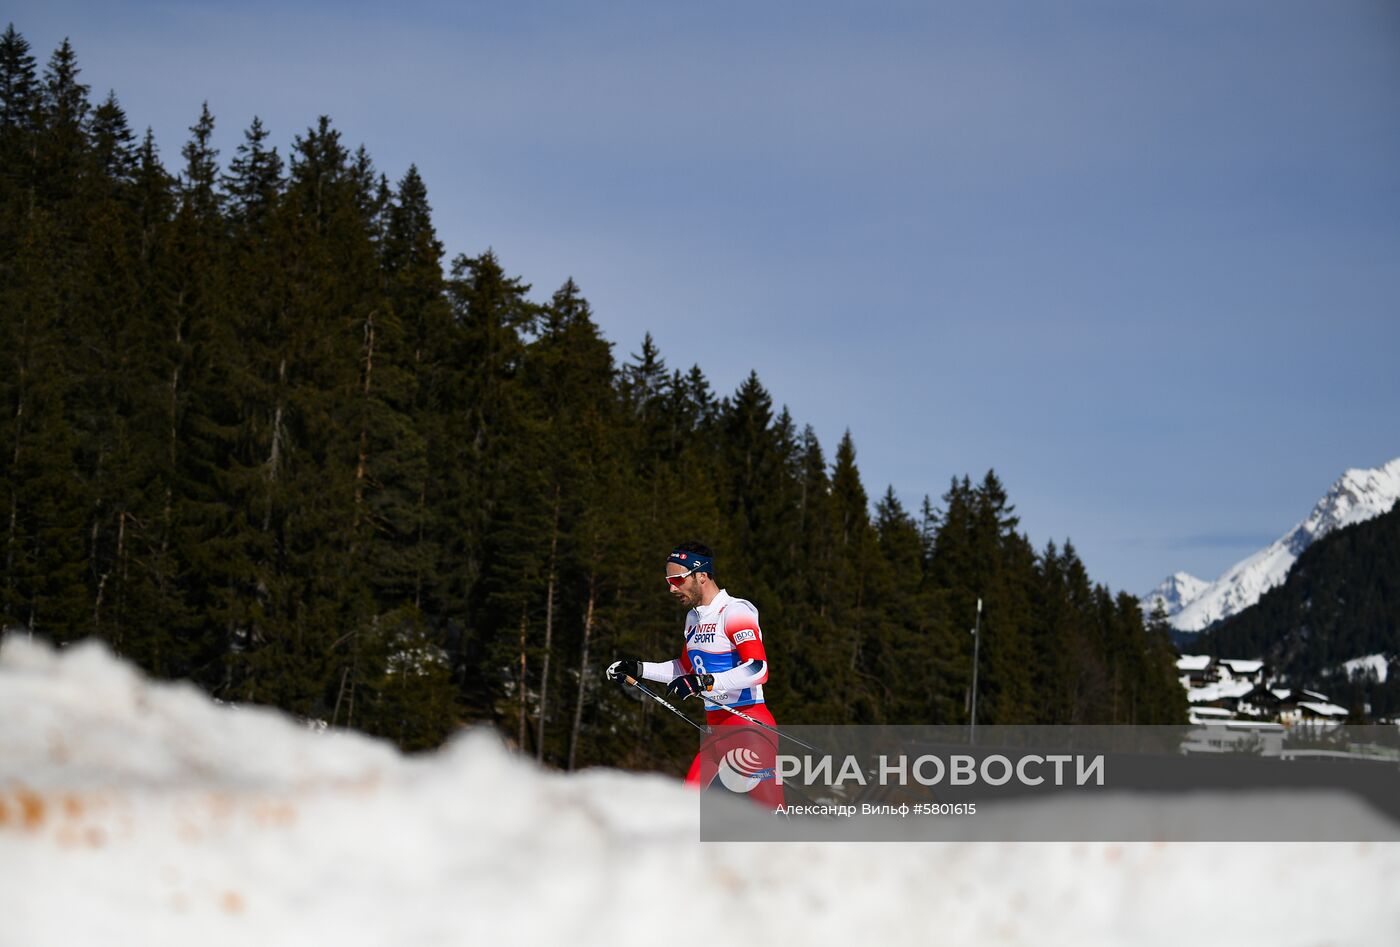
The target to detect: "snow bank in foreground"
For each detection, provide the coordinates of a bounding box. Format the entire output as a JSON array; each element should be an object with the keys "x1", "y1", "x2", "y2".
[{"x1": 2, "y1": 637, "x2": 1397, "y2": 947}]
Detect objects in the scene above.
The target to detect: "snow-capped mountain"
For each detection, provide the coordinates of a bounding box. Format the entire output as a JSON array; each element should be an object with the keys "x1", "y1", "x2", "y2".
[
  {"x1": 1142, "y1": 572, "x2": 1211, "y2": 620},
  {"x1": 1148, "y1": 457, "x2": 1400, "y2": 634}
]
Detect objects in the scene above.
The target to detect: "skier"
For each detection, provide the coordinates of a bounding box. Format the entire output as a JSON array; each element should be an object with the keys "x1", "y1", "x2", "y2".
[{"x1": 607, "y1": 542, "x2": 783, "y2": 807}]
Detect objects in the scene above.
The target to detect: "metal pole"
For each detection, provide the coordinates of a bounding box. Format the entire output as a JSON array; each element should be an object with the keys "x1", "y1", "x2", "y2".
[{"x1": 969, "y1": 597, "x2": 982, "y2": 745}]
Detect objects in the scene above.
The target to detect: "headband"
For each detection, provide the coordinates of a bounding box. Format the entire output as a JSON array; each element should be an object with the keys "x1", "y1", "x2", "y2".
[{"x1": 667, "y1": 549, "x2": 714, "y2": 575}]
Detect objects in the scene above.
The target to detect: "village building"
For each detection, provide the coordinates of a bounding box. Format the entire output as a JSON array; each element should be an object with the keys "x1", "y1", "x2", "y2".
[
  {"x1": 1176, "y1": 656, "x2": 1351, "y2": 728},
  {"x1": 1215, "y1": 658, "x2": 1266, "y2": 685},
  {"x1": 1176, "y1": 654, "x2": 1215, "y2": 689}
]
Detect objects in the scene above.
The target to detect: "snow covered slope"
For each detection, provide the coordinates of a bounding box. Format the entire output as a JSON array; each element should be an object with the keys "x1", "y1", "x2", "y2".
[
  {"x1": 1142, "y1": 571, "x2": 1211, "y2": 620},
  {"x1": 3, "y1": 636, "x2": 1399, "y2": 947},
  {"x1": 1151, "y1": 457, "x2": 1400, "y2": 633},
  {"x1": 1340, "y1": 653, "x2": 1392, "y2": 684}
]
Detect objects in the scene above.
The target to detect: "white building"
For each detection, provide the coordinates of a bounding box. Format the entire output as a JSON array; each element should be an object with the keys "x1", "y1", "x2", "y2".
[
  {"x1": 1215, "y1": 658, "x2": 1266, "y2": 684},
  {"x1": 1177, "y1": 654, "x2": 1214, "y2": 689},
  {"x1": 1181, "y1": 719, "x2": 1286, "y2": 756}
]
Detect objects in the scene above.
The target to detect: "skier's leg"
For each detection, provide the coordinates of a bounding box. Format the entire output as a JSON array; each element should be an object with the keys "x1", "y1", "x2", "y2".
[
  {"x1": 707, "y1": 710, "x2": 784, "y2": 808},
  {"x1": 684, "y1": 731, "x2": 721, "y2": 787}
]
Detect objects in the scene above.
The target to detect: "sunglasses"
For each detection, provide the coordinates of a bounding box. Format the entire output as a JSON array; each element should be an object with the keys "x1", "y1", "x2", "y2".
[{"x1": 665, "y1": 568, "x2": 698, "y2": 588}]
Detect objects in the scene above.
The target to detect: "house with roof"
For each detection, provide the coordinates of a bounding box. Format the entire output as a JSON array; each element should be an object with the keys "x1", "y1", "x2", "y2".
[
  {"x1": 1248, "y1": 688, "x2": 1351, "y2": 726},
  {"x1": 1175, "y1": 652, "x2": 1358, "y2": 724},
  {"x1": 1187, "y1": 705, "x2": 1237, "y2": 725},
  {"x1": 1185, "y1": 678, "x2": 1256, "y2": 719},
  {"x1": 1215, "y1": 658, "x2": 1268, "y2": 685},
  {"x1": 1289, "y1": 699, "x2": 1351, "y2": 725},
  {"x1": 1232, "y1": 684, "x2": 1274, "y2": 719},
  {"x1": 1177, "y1": 654, "x2": 1215, "y2": 689},
  {"x1": 1181, "y1": 718, "x2": 1286, "y2": 755}
]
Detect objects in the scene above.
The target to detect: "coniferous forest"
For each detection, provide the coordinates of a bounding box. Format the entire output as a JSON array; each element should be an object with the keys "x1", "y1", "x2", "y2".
[{"x1": 0, "y1": 29, "x2": 1184, "y2": 772}]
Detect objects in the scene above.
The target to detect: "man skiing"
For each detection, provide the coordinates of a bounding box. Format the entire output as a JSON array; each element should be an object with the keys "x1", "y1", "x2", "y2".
[{"x1": 607, "y1": 542, "x2": 783, "y2": 807}]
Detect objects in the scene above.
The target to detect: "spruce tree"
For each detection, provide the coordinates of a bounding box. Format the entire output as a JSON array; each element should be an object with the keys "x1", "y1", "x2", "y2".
[
  {"x1": 871, "y1": 486, "x2": 940, "y2": 722},
  {"x1": 442, "y1": 250, "x2": 536, "y2": 724},
  {"x1": 825, "y1": 431, "x2": 885, "y2": 722},
  {"x1": 222, "y1": 116, "x2": 282, "y2": 225},
  {"x1": 0, "y1": 25, "x2": 38, "y2": 137},
  {"x1": 86, "y1": 91, "x2": 136, "y2": 192},
  {"x1": 35, "y1": 38, "x2": 89, "y2": 213}
]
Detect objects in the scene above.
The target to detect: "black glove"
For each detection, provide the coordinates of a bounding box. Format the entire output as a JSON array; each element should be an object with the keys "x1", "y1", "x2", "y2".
[
  {"x1": 606, "y1": 659, "x2": 643, "y2": 682},
  {"x1": 666, "y1": 673, "x2": 716, "y2": 700}
]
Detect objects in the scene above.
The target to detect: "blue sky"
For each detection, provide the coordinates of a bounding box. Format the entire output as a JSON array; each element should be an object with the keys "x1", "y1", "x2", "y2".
[{"x1": 10, "y1": 1, "x2": 1400, "y2": 594}]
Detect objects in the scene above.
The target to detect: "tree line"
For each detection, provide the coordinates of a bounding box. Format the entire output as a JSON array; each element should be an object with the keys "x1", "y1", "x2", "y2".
[{"x1": 0, "y1": 28, "x2": 1184, "y2": 769}]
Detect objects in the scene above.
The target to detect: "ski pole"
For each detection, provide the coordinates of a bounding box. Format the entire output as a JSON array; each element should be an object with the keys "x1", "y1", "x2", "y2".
[
  {"x1": 697, "y1": 700, "x2": 889, "y2": 791},
  {"x1": 616, "y1": 674, "x2": 826, "y2": 755},
  {"x1": 616, "y1": 674, "x2": 708, "y2": 733},
  {"x1": 695, "y1": 694, "x2": 826, "y2": 754}
]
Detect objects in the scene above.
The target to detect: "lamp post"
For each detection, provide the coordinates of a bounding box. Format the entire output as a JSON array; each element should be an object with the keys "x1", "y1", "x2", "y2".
[{"x1": 969, "y1": 598, "x2": 982, "y2": 745}]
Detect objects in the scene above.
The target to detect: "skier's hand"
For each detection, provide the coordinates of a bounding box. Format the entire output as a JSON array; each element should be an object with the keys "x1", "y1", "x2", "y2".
[
  {"x1": 606, "y1": 659, "x2": 642, "y2": 682},
  {"x1": 666, "y1": 673, "x2": 715, "y2": 700}
]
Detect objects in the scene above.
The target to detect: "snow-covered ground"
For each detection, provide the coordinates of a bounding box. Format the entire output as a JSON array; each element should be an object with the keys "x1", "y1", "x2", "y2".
[
  {"x1": 3, "y1": 636, "x2": 1399, "y2": 947},
  {"x1": 1342, "y1": 653, "x2": 1392, "y2": 683},
  {"x1": 1184, "y1": 679, "x2": 1255, "y2": 704}
]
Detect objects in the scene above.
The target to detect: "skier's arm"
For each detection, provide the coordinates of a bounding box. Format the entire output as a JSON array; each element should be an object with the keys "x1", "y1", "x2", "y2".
[
  {"x1": 640, "y1": 658, "x2": 686, "y2": 683},
  {"x1": 708, "y1": 656, "x2": 766, "y2": 691},
  {"x1": 709, "y1": 611, "x2": 769, "y2": 691},
  {"x1": 606, "y1": 657, "x2": 683, "y2": 683}
]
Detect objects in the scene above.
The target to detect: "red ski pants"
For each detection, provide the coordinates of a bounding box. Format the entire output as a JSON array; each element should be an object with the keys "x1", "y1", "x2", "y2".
[{"x1": 684, "y1": 704, "x2": 784, "y2": 808}]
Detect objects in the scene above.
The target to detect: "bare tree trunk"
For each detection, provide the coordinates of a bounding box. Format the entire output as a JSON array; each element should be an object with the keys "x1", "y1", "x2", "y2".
[
  {"x1": 414, "y1": 479, "x2": 426, "y2": 612},
  {"x1": 568, "y1": 572, "x2": 597, "y2": 771},
  {"x1": 158, "y1": 341, "x2": 181, "y2": 645},
  {"x1": 93, "y1": 570, "x2": 109, "y2": 629},
  {"x1": 332, "y1": 667, "x2": 350, "y2": 727},
  {"x1": 89, "y1": 435, "x2": 110, "y2": 635},
  {"x1": 263, "y1": 357, "x2": 286, "y2": 532},
  {"x1": 536, "y1": 485, "x2": 560, "y2": 763},
  {"x1": 161, "y1": 293, "x2": 184, "y2": 574},
  {"x1": 114, "y1": 511, "x2": 127, "y2": 646},
  {"x1": 348, "y1": 614, "x2": 373, "y2": 729},
  {"x1": 92, "y1": 510, "x2": 108, "y2": 631},
  {"x1": 518, "y1": 606, "x2": 528, "y2": 750},
  {"x1": 353, "y1": 311, "x2": 376, "y2": 531},
  {"x1": 6, "y1": 354, "x2": 25, "y2": 620}
]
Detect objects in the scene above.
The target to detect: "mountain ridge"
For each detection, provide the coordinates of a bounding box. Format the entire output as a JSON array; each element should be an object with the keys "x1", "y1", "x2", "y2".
[
  {"x1": 1144, "y1": 457, "x2": 1400, "y2": 633},
  {"x1": 1193, "y1": 499, "x2": 1400, "y2": 719}
]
